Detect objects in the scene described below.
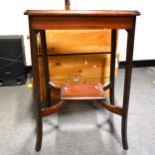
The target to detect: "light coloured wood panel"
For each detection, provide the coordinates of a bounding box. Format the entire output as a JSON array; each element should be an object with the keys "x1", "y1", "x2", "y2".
[
  {"x1": 38, "y1": 30, "x2": 119, "y2": 101},
  {"x1": 39, "y1": 54, "x2": 119, "y2": 101},
  {"x1": 45, "y1": 29, "x2": 111, "y2": 53},
  {"x1": 48, "y1": 54, "x2": 111, "y2": 81}
]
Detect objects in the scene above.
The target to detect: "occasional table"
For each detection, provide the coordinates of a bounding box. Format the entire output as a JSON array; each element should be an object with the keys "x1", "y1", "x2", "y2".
[{"x1": 25, "y1": 10, "x2": 140, "y2": 151}]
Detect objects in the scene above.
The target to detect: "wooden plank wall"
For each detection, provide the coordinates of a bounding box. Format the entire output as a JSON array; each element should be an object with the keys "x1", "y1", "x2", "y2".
[{"x1": 38, "y1": 30, "x2": 119, "y2": 101}]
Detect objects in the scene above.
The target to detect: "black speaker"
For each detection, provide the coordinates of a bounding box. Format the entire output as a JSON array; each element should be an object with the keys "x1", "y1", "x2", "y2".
[{"x1": 0, "y1": 35, "x2": 27, "y2": 86}]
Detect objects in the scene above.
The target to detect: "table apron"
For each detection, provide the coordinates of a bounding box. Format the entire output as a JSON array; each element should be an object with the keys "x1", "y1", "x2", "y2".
[{"x1": 30, "y1": 16, "x2": 135, "y2": 30}]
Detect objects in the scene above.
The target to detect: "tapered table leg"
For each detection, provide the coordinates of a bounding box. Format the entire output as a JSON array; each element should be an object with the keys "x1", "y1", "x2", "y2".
[
  {"x1": 121, "y1": 27, "x2": 135, "y2": 150},
  {"x1": 110, "y1": 29, "x2": 117, "y2": 105},
  {"x1": 29, "y1": 28, "x2": 43, "y2": 151},
  {"x1": 40, "y1": 30, "x2": 51, "y2": 107}
]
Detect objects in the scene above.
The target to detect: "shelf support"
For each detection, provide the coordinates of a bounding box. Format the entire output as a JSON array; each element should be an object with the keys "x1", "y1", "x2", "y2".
[
  {"x1": 99, "y1": 100, "x2": 123, "y2": 116},
  {"x1": 42, "y1": 101, "x2": 65, "y2": 117}
]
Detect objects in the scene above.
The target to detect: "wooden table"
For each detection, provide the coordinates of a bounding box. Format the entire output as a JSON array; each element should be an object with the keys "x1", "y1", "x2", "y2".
[{"x1": 25, "y1": 10, "x2": 140, "y2": 151}]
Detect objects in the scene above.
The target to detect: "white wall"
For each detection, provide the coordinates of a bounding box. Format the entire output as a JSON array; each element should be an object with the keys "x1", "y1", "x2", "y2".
[
  {"x1": 72, "y1": 0, "x2": 155, "y2": 61},
  {"x1": 0, "y1": 0, "x2": 64, "y2": 66},
  {"x1": 0, "y1": 0, "x2": 154, "y2": 65}
]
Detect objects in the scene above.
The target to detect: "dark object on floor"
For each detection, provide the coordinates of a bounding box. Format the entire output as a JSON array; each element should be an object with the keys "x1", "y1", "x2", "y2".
[{"x1": 0, "y1": 35, "x2": 27, "y2": 86}]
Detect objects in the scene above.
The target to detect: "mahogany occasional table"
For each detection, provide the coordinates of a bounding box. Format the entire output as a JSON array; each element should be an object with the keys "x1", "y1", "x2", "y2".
[{"x1": 25, "y1": 10, "x2": 140, "y2": 151}]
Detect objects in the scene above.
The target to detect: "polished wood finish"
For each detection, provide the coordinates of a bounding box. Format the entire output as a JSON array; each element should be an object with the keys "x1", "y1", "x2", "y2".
[
  {"x1": 28, "y1": 16, "x2": 134, "y2": 30},
  {"x1": 110, "y1": 30, "x2": 117, "y2": 105},
  {"x1": 99, "y1": 100, "x2": 123, "y2": 116},
  {"x1": 40, "y1": 31, "x2": 51, "y2": 107},
  {"x1": 38, "y1": 29, "x2": 119, "y2": 101},
  {"x1": 25, "y1": 10, "x2": 140, "y2": 16},
  {"x1": 121, "y1": 28, "x2": 136, "y2": 149},
  {"x1": 61, "y1": 84, "x2": 105, "y2": 100},
  {"x1": 25, "y1": 10, "x2": 140, "y2": 151},
  {"x1": 28, "y1": 30, "x2": 42, "y2": 152},
  {"x1": 39, "y1": 54, "x2": 119, "y2": 100},
  {"x1": 42, "y1": 101, "x2": 65, "y2": 117},
  {"x1": 24, "y1": 10, "x2": 139, "y2": 30},
  {"x1": 49, "y1": 81, "x2": 60, "y2": 91}
]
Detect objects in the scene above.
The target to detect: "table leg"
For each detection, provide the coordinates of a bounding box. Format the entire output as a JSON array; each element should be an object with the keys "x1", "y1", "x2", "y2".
[
  {"x1": 121, "y1": 27, "x2": 135, "y2": 150},
  {"x1": 40, "y1": 30, "x2": 51, "y2": 107},
  {"x1": 29, "y1": 29, "x2": 43, "y2": 151},
  {"x1": 110, "y1": 29, "x2": 117, "y2": 105}
]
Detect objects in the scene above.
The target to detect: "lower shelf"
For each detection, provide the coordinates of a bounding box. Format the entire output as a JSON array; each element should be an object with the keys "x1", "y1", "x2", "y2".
[{"x1": 60, "y1": 83, "x2": 105, "y2": 100}]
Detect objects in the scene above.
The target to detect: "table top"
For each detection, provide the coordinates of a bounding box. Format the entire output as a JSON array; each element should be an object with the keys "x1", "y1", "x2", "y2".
[{"x1": 24, "y1": 10, "x2": 140, "y2": 17}]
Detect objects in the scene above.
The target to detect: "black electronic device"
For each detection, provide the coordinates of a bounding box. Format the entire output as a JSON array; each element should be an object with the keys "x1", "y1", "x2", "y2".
[{"x1": 0, "y1": 35, "x2": 27, "y2": 86}]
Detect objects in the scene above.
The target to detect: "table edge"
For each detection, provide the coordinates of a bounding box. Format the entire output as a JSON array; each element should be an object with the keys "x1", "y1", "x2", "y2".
[{"x1": 24, "y1": 10, "x2": 140, "y2": 17}]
